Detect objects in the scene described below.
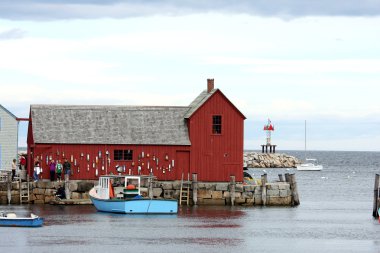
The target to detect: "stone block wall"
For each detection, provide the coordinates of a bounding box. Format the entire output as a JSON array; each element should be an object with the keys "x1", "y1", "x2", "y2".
[{"x1": 0, "y1": 179, "x2": 293, "y2": 206}]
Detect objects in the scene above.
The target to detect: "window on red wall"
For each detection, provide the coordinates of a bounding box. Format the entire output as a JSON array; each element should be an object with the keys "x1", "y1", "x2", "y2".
[
  {"x1": 212, "y1": 115, "x2": 222, "y2": 134},
  {"x1": 114, "y1": 149, "x2": 133, "y2": 161},
  {"x1": 114, "y1": 150, "x2": 123, "y2": 161},
  {"x1": 123, "y1": 150, "x2": 133, "y2": 161}
]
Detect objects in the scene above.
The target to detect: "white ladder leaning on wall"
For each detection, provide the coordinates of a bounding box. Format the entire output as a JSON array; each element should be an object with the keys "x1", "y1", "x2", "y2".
[{"x1": 179, "y1": 172, "x2": 190, "y2": 206}]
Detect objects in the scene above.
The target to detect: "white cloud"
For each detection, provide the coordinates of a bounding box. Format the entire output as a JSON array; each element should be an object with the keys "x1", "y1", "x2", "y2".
[{"x1": 204, "y1": 57, "x2": 380, "y2": 74}]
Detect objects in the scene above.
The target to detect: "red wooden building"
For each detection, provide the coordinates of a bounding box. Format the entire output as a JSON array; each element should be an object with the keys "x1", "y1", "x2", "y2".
[{"x1": 27, "y1": 79, "x2": 246, "y2": 182}]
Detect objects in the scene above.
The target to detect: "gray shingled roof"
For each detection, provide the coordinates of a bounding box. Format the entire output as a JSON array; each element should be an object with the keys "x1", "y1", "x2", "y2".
[
  {"x1": 31, "y1": 105, "x2": 191, "y2": 145},
  {"x1": 184, "y1": 89, "x2": 217, "y2": 118}
]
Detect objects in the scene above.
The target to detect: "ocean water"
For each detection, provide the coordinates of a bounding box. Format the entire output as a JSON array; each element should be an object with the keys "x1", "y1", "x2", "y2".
[{"x1": 0, "y1": 151, "x2": 379, "y2": 253}]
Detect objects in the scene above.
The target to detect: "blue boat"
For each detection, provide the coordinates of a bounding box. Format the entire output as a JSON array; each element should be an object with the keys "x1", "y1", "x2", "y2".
[
  {"x1": 0, "y1": 213, "x2": 44, "y2": 227},
  {"x1": 89, "y1": 175, "x2": 178, "y2": 214}
]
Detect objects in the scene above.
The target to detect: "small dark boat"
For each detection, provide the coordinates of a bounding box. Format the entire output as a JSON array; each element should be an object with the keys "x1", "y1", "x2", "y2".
[{"x1": 0, "y1": 212, "x2": 44, "y2": 227}]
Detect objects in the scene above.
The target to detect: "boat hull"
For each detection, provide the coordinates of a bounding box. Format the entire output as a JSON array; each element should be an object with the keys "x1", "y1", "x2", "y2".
[
  {"x1": 296, "y1": 164, "x2": 323, "y2": 171},
  {"x1": 0, "y1": 217, "x2": 44, "y2": 227},
  {"x1": 90, "y1": 196, "x2": 178, "y2": 214}
]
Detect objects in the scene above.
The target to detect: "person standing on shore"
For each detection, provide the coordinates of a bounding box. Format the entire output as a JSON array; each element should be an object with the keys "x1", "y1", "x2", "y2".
[
  {"x1": 33, "y1": 161, "x2": 41, "y2": 182},
  {"x1": 19, "y1": 155, "x2": 26, "y2": 171},
  {"x1": 63, "y1": 159, "x2": 71, "y2": 181},
  {"x1": 11, "y1": 159, "x2": 17, "y2": 181},
  {"x1": 49, "y1": 159, "x2": 56, "y2": 181},
  {"x1": 56, "y1": 160, "x2": 63, "y2": 182}
]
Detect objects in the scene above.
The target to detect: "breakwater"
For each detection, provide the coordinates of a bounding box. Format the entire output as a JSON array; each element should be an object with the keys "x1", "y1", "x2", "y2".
[
  {"x1": 244, "y1": 152, "x2": 300, "y2": 168},
  {"x1": 0, "y1": 174, "x2": 299, "y2": 206}
]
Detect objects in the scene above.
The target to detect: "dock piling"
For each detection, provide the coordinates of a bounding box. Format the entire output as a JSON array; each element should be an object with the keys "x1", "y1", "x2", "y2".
[
  {"x1": 289, "y1": 173, "x2": 300, "y2": 206},
  {"x1": 230, "y1": 175, "x2": 236, "y2": 206},
  {"x1": 261, "y1": 174, "x2": 267, "y2": 206},
  {"x1": 6, "y1": 171, "x2": 11, "y2": 204},
  {"x1": 65, "y1": 174, "x2": 70, "y2": 200},
  {"x1": 149, "y1": 172, "x2": 153, "y2": 199},
  {"x1": 192, "y1": 173, "x2": 198, "y2": 205},
  {"x1": 373, "y1": 174, "x2": 379, "y2": 218}
]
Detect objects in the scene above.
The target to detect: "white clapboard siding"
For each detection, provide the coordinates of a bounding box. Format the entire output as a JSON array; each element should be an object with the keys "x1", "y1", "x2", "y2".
[{"x1": 0, "y1": 105, "x2": 18, "y2": 170}]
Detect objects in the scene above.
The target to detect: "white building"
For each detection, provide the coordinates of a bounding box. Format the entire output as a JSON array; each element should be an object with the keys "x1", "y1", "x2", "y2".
[{"x1": 0, "y1": 105, "x2": 18, "y2": 170}]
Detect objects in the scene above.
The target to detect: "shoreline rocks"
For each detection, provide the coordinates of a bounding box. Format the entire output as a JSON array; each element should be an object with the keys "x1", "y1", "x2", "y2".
[{"x1": 244, "y1": 152, "x2": 300, "y2": 168}]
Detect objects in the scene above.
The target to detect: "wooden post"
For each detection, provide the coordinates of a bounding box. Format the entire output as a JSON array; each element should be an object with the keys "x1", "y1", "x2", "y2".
[
  {"x1": 65, "y1": 173, "x2": 70, "y2": 200},
  {"x1": 148, "y1": 172, "x2": 153, "y2": 199},
  {"x1": 278, "y1": 174, "x2": 284, "y2": 182},
  {"x1": 373, "y1": 174, "x2": 379, "y2": 217},
  {"x1": 289, "y1": 173, "x2": 300, "y2": 206},
  {"x1": 230, "y1": 175, "x2": 235, "y2": 206},
  {"x1": 7, "y1": 171, "x2": 11, "y2": 204},
  {"x1": 192, "y1": 173, "x2": 198, "y2": 205},
  {"x1": 285, "y1": 173, "x2": 290, "y2": 183},
  {"x1": 261, "y1": 174, "x2": 267, "y2": 206}
]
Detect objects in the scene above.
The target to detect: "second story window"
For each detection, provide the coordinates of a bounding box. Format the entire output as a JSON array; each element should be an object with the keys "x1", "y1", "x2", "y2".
[{"x1": 212, "y1": 115, "x2": 222, "y2": 134}]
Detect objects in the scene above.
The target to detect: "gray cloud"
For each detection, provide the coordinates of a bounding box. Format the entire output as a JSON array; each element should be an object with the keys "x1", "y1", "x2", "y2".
[
  {"x1": 0, "y1": 28, "x2": 26, "y2": 39},
  {"x1": 0, "y1": 0, "x2": 379, "y2": 20}
]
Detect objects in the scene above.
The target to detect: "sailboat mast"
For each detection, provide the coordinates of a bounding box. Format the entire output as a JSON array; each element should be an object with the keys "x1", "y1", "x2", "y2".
[{"x1": 304, "y1": 120, "x2": 307, "y2": 161}]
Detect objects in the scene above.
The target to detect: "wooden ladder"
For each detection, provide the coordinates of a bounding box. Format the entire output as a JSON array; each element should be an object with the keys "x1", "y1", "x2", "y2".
[
  {"x1": 179, "y1": 172, "x2": 191, "y2": 206},
  {"x1": 19, "y1": 175, "x2": 30, "y2": 204}
]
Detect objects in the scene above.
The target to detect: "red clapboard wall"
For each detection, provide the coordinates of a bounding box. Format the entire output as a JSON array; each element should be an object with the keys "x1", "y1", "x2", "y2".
[{"x1": 187, "y1": 89, "x2": 245, "y2": 182}]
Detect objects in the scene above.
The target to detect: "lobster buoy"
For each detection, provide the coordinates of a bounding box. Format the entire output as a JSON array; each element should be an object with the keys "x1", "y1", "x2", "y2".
[{"x1": 127, "y1": 184, "x2": 136, "y2": 190}]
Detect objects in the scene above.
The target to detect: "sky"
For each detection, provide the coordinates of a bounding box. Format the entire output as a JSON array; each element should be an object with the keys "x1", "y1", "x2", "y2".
[{"x1": 1, "y1": 1, "x2": 380, "y2": 151}]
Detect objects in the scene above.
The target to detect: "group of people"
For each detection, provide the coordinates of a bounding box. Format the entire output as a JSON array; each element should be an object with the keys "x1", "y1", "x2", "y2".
[{"x1": 33, "y1": 158, "x2": 72, "y2": 182}]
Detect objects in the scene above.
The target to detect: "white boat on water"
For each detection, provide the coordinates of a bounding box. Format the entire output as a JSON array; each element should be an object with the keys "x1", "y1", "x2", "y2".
[
  {"x1": 297, "y1": 120, "x2": 323, "y2": 171},
  {"x1": 297, "y1": 158, "x2": 323, "y2": 171}
]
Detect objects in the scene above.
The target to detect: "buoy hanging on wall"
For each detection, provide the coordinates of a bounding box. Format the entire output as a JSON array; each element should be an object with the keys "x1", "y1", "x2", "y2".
[
  {"x1": 70, "y1": 155, "x2": 73, "y2": 163},
  {"x1": 96, "y1": 156, "x2": 98, "y2": 164},
  {"x1": 172, "y1": 160, "x2": 175, "y2": 167},
  {"x1": 138, "y1": 166, "x2": 141, "y2": 175},
  {"x1": 98, "y1": 151, "x2": 102, "y2": 159},
  {"x1": 87, "y1": 164, "x2": 89, "y2": 171},
  {"x1": 74, "y1": 159, "x2": 77, "y2": 166},
  {"x1": 101, "y1": 165, "x2": 104, "y2": 171},
  {"x1": 87, "y1": 154, "x2": 90, "y2": 161},
  {"x1": 95, "y1": 168, "x2": 98, "y2": 176}
]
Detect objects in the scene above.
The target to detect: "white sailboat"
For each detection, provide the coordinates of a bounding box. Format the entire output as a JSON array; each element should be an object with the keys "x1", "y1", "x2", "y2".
[{"x1": 297, "y1": 120, "x2": 323, "y2": 171}]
